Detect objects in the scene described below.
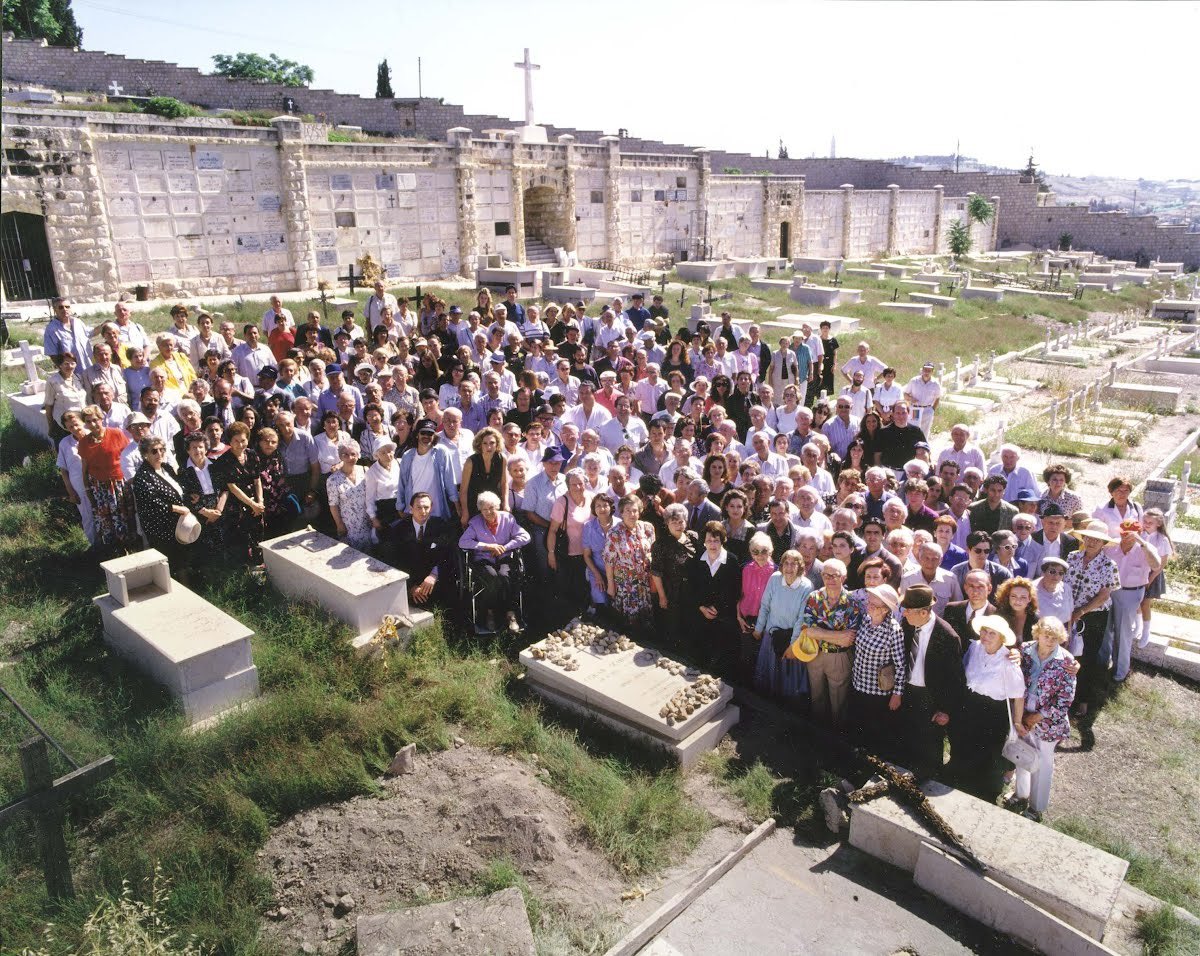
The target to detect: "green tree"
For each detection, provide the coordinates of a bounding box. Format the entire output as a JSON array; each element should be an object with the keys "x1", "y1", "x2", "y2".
[
  {"x1": 375, "y1": 58, "x2": 394, "y2": 98},
  {"x1": 3, "y1": 0, "x2": 59, "y2": 42},
  {"x1": 211, "y1": 52, "x2": 314, "y2": 87},
  {"x1": 967, "y1": 194, "x2": 994, "y2": 227},
  {"x1": 48, "y1": 0, "x2": 80, "y2": 45},
  {"x1": 947, "y1": 219, "x2": 972, "y2": 259}
]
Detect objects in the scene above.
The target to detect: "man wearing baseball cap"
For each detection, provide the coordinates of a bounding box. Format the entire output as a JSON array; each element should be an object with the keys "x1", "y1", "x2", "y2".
[
  {"x1": 395, "y1": 417, "x2": 459, "y2": 521},
  {"x1": 625, "y1": 292, "x2": 651, "y2": 331}
]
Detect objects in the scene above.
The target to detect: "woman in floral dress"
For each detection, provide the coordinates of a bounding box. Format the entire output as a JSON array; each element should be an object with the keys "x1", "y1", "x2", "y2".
[
  {"x1": 252, "y1": 426, "x2": 294, "y2": 541},
  {"x1": 604, "y1": 494, "x2": 657, "y2": 634},
  {"x1": 327, "y1": 438, "x2": 372, "y2": 551}
]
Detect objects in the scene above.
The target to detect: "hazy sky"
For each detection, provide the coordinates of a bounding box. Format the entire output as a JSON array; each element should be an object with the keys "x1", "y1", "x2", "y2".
[{"x1": 73, "y1": 0, "x2": 1198, "y2": 181}]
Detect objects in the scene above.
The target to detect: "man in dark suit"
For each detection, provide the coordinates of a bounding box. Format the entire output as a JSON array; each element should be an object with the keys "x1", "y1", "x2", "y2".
[
  {"x1": 392, "y1": 491, "x2": 454, "y2": 607},
  {"x1": 1028, "y1": 503, "x2": 1079, "y2": 575},
  {"x1": 899, "y1": 585, "x2": 966, "y2": 781},
  {"x1": 684, "y1": 478, "x2": 722, "y2": 533},
  {"x1": 941, "y1": 568, "x2": 998, "y2": 646}
]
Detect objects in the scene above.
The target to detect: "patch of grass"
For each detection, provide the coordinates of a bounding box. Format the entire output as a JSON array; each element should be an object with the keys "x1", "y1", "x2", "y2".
[
  {"x1": 1153, "y1": 599, "x2": 1200, "y2": 621},
  {"x1": 1165, "y1": 447, "x2": 1200, "y2": 482},
  {"x1": 1006, "y1": 416, "x2": 1126, "y2": 463},
  {"x1": 477, "y1": 857, "x2": 542, "y2": 927},
  {"x1": 1050, "y1": 817, "x2": 1200, "y2": 916},
  {"x1": 702, "y1": 754, "x2": 777, "y2": 821},
  {"x1": 0, "y1": 431, "x2": 710, "y2": 952},
  {"x1": 1135, "y1": 904, "x2": 1200, "y2": 956}
]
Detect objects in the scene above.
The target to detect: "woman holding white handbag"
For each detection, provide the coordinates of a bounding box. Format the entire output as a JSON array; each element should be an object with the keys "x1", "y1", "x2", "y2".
[{"x1": 1010, "y1": 618, "x2": 1077, "y2": 821}]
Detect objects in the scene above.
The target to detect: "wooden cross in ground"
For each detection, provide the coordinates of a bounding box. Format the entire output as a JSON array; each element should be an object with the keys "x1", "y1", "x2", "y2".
[
  {"x1": 0, "y1": 737, "x2": 115, "y2": 900},
  {"x1": 339, "y1": 263, "x2": 362, "y2": 295}
]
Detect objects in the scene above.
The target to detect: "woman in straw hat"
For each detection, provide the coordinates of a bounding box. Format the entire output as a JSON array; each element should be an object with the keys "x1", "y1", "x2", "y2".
[
  {"x1": 948, "y1": 614, "x2": 1026, "y2": 802},
  {"x1": 753, "y1": 549, "x2": 814, "y2": 703},
  {"x1": 848, "y1": 584, "x2": 907, "y2": 758},
  {"x1": 1011, "y1": 617, "x2": 1077, "y2": 821},
  {"x1": 1063, "y1": 521, "x2": 1121, "y2": 718}
]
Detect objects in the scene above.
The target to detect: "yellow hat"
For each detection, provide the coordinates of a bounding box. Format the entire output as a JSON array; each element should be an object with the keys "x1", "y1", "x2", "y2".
[{"x1": 785, "y1": 627, "x2": 820, "y2": 663}]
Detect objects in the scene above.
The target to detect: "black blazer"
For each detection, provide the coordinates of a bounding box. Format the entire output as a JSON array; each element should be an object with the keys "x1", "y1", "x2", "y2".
[
  {"x1": 686, "y1": 554, "x2": 741, "y2": 625},
  {"x1": 392, "y1": 514, "x2": 453, "y2": 584},
  {"x1": 686, "y1": 498, "x2": 722, "y2": 535},
  {"x1": 131, "y1": 462, "x2": 185, "y2": 548},
  {"x1": 942, "y1": 600, "x2": 998, "y2": 647},
  {"x1": 1032, "y1": 530, "x2": 1080, "y2": 558},
  {"x1": 901, "y1": 615, "x2": 966, "y2": 716}
]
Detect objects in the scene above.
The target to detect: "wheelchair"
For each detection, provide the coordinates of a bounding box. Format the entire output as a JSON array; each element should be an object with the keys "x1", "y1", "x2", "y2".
[{"x1": 456, "y1": 545, "x2": 528, "y2": 636}]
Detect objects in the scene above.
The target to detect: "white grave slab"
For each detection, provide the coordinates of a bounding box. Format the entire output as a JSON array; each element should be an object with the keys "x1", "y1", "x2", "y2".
[
  {"x1": 93, "y1": 550, "x2": 259, "y2": 724},
  {"x1": 793, "y1": 256, "x2": 842, "y2": 274},
  {"x1": 848, "y1": 779, "x2": 1127, "y2": 940},
  {"x1": 4, "y1": 392, "x2": 49, "y2": 440},
  {"x1": 519, "y1": 638, "x2": 737, "y2": 767},
  {"x1": 959, "y1": 286, "x2": 1005, "y2": 302},
  {"x1": 790, "y1": 282, "x2": 863, "y2": 308},
  {"x1": 261, "y1": 529, "x2": 433, "y2": 649}
]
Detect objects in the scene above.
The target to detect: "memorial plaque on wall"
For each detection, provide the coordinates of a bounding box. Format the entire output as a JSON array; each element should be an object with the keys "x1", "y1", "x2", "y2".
[
  {"x1": 99, "y1": 148, "x2": 130, "y2": 169},
  {"x1": 330, "y1": 173, "x2": 353, "y2": 191},
  {"x1": 163, "y1": 150, "x2": 192, "y2": 171},
  {"x1": 316, "y1": 249, "x2": 338, "y2": 267},
  {"x1": 107, "y1": 173, "x2": 136, "y2": 193},
  {"x1": 168, "y1": 172, "x2": 198, "y2": 193},
  {"x1": 397, "y1": 173, "x2": 417, "y2": 191},
  {"x1": 236, "y1": 234, "x2": 262, "y2": 253},
  {"x1": 196, "y1": 151, "x2": 223, "y2": 170},
  {"x1": 131, "y1": 149, "x2": 163, "y2": 171}
]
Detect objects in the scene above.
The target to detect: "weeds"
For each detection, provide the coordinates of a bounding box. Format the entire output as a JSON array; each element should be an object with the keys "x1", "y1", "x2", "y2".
[{"x1": 1134, "y1": 905, "x2": 1200, "y2": 956}]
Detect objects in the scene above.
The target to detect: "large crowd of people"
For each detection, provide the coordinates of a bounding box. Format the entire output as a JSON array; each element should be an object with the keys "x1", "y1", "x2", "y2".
[{"x1": 40, "y1": 282, "x2": 1176, "y2": 820}]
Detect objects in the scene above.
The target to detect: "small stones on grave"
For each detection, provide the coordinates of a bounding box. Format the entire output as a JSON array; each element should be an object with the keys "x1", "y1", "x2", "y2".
[
  {"x1": 334, "y1": 893, "x2": 356, "y2": 916},
  {"x1": 531, "y1": 621, "x2": 636, "y2": 669},
  {"x1": 386, "y1": 742, "x2": 417, "y2": 776},
  {"x1": 658, "y1": 674, "x2": 721, "y2": 726}
]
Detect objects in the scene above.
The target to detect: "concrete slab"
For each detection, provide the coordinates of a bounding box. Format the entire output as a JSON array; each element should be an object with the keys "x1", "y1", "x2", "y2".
[
  {"x1": 878, "y1": 301, "x2": 934, "y2": 317},
  {"x1": 748, "y1": 278, "x2": 793, "y2": 293},
  {"x1": 1140, "y1": 356, "x2": 1200, "y2": 375},
  {"x1": 789, "y1": 283, "x2": 863, "y2": 308},
  {"x1": 909, "y1": 292, "x2": 957, "y2": 308},
  {"x1": 261, "y1": 528, "x2": 434, "y2": 645},
  {"x1": 638, "y1": 830, "x2": 993, "y2": 955},
  {"x1": 960, "y1": 286, "x2": 1005, "y2": 302},
  {"x1": 4, "y1": 392, "x2": 50, "y2": 442},
  {"x1": 357, "y1": 887, "x2": 535, "y2": 956},
  {"x1": 878, "y1": 262, "x2": 914, "y2": 277},
  {"x1": 844, "y1": 267, "x2": 884, "y2": 281},
  {"x1": 1103, "y1": 382, "x2": 1181, "y2": 413},
  {"x1": 901, "y1": 279, "x2": 942, "y2": 290},
  {"x1": 545, "y1": 284, "x2": 598, "y2": 304},
  {"x1": 677, "y1": 261, "x2": 734, "y2": 283},
  {"x1": 792, "y1": 256, "x2": 842, "y2": 274},
  {"x1": 1151, "y1": 299, "x2": 1200, "y2": 322},
  {"x1": 1001, "y1": 287, "x2": 1074, "y2": 301},
  {"x1": 848, "y1": 780, "x2": 1128, "y2": 939},
  {"x1": 914, "y1": 843, "x2": 1121, "y2": 955}
]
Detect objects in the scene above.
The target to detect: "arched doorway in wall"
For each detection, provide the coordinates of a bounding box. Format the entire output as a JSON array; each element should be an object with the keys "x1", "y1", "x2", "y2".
[
  {"x1": 522, "y1": 185, "x2": 570, "y2": 265},
  {"x1": 779, "y1": 221, "x2": 791, "y2": 259},
  {"x1": 1, "y1": 211, "x2": 58, "y2": 302}
]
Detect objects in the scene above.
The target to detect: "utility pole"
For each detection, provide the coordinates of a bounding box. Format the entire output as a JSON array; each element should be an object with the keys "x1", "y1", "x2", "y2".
[{"x1": 418, "y1": 57, "x2": 422, "y2": 98}]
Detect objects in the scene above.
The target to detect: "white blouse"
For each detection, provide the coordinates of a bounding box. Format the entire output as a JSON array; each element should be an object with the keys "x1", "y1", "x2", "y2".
[
  {"x1": 364, "y1": 461, "x2": 400, "y2": 518},
  {"x1": 963, "y1": 641, "x2": 1026, "y2": 701}
]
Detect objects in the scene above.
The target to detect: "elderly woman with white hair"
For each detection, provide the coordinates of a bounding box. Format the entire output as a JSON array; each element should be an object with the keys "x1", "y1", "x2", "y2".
[
  {"x1": 149, "y1": 332, "x2": 196, "y2": 402},
  {"x1": 651, "y1": 501, "x2": 699, "y2": 649},
  {"x1": 1012, "y1": 617, "x2": 1076, "y2": 820},
  {"x1": 459, "y1": 490, "x2": 531, "y2": 634},
  {"x1": 327, "y1": 438, "x2": 371, "y2": 550},
  {"x1": 799, "y1": 558, "x2": 862, "y2": 729}
]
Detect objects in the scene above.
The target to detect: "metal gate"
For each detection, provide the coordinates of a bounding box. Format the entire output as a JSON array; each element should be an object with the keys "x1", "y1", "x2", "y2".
[{"x1": 1, "y1": 212, "x2": 59, "y2": 303}]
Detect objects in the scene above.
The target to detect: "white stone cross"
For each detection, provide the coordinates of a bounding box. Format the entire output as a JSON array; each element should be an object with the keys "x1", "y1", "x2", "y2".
[
  {"x1": 108, "y1": 80, "x2": 123, "y2": 97},
  {"x1": 513, "y1": 48, "x2": 541, "y2": 128},
  {"x1": 19, "y1": 340, "x2": 40, "y2": 384}
]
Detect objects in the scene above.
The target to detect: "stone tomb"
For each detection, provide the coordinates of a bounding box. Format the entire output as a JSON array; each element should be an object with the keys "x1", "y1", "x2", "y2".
[
  {"x1": 261, "y1": 528, "x2": 433, "y2": 652},
  {"x1": 848, "y1": 779, "x2": 1128, "y2": 941},
  {"x1": 790, "y1": 280, "x2": 863, "y2": 308},
  {"x1": 792, "y1": 255, "x2": 843, "y2": 273},
  {"x1": 93, "y1": 550, "x2": 259, "y2": 724},
  {"x1": 519, "y1": 639, "x2": 738, "y2": 769}
]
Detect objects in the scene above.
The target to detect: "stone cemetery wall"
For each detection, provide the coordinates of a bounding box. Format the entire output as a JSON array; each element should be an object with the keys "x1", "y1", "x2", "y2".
[
  {"x1": 616, "y1": 162, "x2": 700, "y2": 264},
  {"x1": 803, "y1": 190, "x2": 845, "y2": 258},
  {"x1": 98, "y1": 136, "x2": 297, "y2": 294},
  {"x1": 893, "y1": 189, "x2": 940, "y2": 254},
  {"x1": 708, "y1": 179, "x2": 765, "y2": 259},
  {"x1": 848, "y1": 189, "x2": 891, "y2": 259}
]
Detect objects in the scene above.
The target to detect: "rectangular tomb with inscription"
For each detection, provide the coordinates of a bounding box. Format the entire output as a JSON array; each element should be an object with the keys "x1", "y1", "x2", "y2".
[
  {"x1": 519, "y1": 632, "x2": 738, "y2": 768},
  {"x1": 261, "y1": 528, "x2": 433, "y2": 651}
]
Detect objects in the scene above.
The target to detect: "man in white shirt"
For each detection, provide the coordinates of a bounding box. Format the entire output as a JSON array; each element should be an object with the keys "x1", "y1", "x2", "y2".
[
  {"x1": 987, "y1": 445, "x2": 1040, "y2": 503},
  {"x1": 905, "y1": 362, "x2": 943, "y2": 436},
  {"x1": 748, "y1": 431, "x2": 788, "y2": 480},
  {"x1": 743, "y1": 406, "x2": 777, "y2": 447},
  {"x1": 792, "y1": 486, "x2": 832, "y2": 535},
  {"x1": 231, "y1": 325, "x2": 276, "y2": 381},
  {"x1": 112, "y1": 301, "x2": 150, "y2": 352},
  {"x1": 900, "y1": 542, "x2": 964, "y2": 617},
  {"x1": 658, "y1": 438, "x2": 701, "y2": 492},
  {"x1": 936, "y1": 424, "x2": 986, "y2": 476},
  {"x1": 363, "y1": 281, "x2": 399, "y2": 332},
  {"x1": 565, "y1": 382, "x2": 612, "y2": 433},
  {"x1": 800, "y1": 443, "x2": 836, "y2": 498},
  {"x1": 840, "y1": 341, "x2": 887, "y2": 389},
  {"x1": 599, "y1": 395, "x2": 649, "y2": 452},
  {"x1": 261, "y1": 294, "x2": 295, "y2": 335},
  {"x1": 437, "y1": 407, "x2": 473, "y2": 482},
  {"x1": 839, "y1": 371, "x2": 871, "y2": 419},
  {"x1": 189, "y1": 312, "x2": 230, "y2": 368}
]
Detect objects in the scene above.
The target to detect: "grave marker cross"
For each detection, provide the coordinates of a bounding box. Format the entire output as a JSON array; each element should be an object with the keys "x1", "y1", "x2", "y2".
[
  {"x1": 107, "y1": 81, "x2": 123, "y2": 97},
  {"x1": 0, "y1": 737, "x2": 116, "y2": 900},
  {"x1": 513, "y1": 48, "x2": 541, "y2": 128},
  {"x1": 339, "y1": 263, "x2": 362, "y2": 295}
]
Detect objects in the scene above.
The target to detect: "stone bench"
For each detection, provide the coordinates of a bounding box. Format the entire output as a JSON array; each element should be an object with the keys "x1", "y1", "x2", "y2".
[
  {"x1": 792, "y1": 255, "x2": 843, "y2": 274},
  {"x1": 908, "y1": 292, "x2": 957, "y2": 308},
  {"x1": 93, "y1": 550, "x2": 259, "y2": 725},
  {"x1": 790, "y1": 283, "x2": 863, "y2": 308},
  {"x1": 848, "y1": 778, "x2": 1128, "y2": 941},
  {"x1": 960, "y1": 286, "x2": 1005, "y2": 302},
  {"x1": 878, "y1": 301, "x2": 933, "y2": 318},
  {"x1": 677, "y1": 260, "x2": 735, "y2": 282}
]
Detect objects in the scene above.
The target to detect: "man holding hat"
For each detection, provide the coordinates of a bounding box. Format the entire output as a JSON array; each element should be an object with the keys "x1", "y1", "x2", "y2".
[
  {"x1": 899, "y1": 584, "x2": 967, "y2": 781},
  {"x1": 395, "y1": 418, "x2": 459, "y2": 521}
]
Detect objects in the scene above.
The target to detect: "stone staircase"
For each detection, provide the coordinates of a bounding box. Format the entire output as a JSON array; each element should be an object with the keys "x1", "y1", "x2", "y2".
[{"x1": 523, "y1": 237, "x2": 557, "y2": 266}]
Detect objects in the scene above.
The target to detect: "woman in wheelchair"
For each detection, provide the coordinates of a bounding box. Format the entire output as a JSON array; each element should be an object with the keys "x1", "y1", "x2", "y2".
[{"x1": 459, "y1": 490, "x2": 530, "y2": 634}]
